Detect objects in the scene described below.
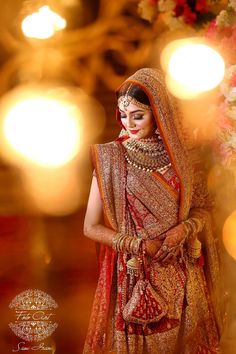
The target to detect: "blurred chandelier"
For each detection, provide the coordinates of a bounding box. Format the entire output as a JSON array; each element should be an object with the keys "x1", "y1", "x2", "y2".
[{"x1": 0, "y1": 0, "x2": 155, "y2": 94}]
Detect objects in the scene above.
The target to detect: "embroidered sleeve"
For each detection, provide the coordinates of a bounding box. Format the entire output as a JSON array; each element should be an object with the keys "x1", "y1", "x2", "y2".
[
  {"x1": 190, "y1": 148, "x2": 213, "y2": 210},
  {"x1": 187, "y1": 149, "x2": 214, "y2": 237}
]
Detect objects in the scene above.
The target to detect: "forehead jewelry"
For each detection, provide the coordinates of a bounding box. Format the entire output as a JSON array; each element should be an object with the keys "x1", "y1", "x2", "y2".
[
  {"x1": 118, "y1": 84, "x2": 133, "y2": 110},
  {"x1": 118, "y1": 84, "x2": 151, "y2": 111}
]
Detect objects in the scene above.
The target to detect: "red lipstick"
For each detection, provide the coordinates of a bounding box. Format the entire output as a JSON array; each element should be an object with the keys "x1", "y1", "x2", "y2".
[{"x1": 129, "y1": 130, "x2": 139, "y2": 134}]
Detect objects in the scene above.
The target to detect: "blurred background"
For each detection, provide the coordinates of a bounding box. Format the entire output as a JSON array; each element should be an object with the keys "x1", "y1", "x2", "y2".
[{"x1": 0, "y1": 0, "x2": 236, "y2": 353}]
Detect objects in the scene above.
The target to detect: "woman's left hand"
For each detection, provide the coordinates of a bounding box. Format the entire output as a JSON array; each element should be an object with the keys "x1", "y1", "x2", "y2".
[{"x1": 153, "y1": 223, "x2": 186, "y2": 264}]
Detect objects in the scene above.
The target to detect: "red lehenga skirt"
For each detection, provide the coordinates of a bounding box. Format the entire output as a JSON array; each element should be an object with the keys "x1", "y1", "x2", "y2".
[{"x1": 83, "y1": 143, "x2": 221, "y2": 354}]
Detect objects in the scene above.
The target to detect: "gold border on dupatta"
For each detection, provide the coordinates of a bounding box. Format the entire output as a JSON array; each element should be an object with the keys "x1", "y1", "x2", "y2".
[{"x1": 116, "y1": 68, "x2": 193, "y2": 221}]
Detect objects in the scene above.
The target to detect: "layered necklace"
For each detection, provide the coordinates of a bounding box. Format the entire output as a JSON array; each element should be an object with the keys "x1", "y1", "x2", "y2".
[{"x1": 123, "y1": 135, "x2": 171, "y2": 173}]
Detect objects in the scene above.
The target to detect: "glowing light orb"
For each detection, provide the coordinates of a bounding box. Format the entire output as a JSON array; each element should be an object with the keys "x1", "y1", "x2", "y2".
[
  {"x1": 223, "y1": 211, "x2": 236, "y2": 260},
  {"x1": 2, "y1": 90, "x2": 80, "y2": 167},
  {"x1": 21, "y1": 5, "x2": 66, "y2": 39},
  {"x1": 161, "y1": 39, "x2": 225, "y2": 99},
  {"x1": 0, "y1": 84, "x2": 106, "y2": 215},
  {"x1": 23, "y1": 166, "x2": 81, "y2": 215}
]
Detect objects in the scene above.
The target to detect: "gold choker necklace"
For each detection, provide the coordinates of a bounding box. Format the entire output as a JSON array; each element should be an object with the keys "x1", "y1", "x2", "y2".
[
  {"x1": 123, "y1": 136, "x2": 165, "y2": 156},
  {"x1": 123, "y1": 137, "x2": 171, "y2": 173}
]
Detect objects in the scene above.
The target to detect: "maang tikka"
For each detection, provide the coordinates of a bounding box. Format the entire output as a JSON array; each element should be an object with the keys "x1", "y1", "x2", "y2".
[
  {"x1": 118, "y1": 84, "x2": 152, "y2": 111},
  {"x1": 119, "y1": 84, "x2": 133, "y2": 109}
]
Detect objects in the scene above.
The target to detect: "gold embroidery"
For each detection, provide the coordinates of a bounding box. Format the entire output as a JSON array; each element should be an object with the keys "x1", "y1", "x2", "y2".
[{"x1": 84, "y1": 69, "x2": 221, "y2": 354}]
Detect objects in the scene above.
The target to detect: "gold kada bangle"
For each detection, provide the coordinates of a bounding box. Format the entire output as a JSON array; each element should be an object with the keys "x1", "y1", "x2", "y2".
[
  {"x1": 112, "y1": 232, "x2": 142, "y2": 255},
  {"x1": 181, "y1": 217, "x2": 204, "y2": 242}
]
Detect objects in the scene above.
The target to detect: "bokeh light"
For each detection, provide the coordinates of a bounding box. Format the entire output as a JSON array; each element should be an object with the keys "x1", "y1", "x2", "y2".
[
  {"x1": 2, "y1": 91, "x2": 80, "y2": 167},
  {"x1": 0, "y1": 84, "x2": 106, "y2": 215},
  {"x1": 161, "y1": 38, "x2": 225, "y2": 99},
  {"x1": 22, "y1": 165, "x2": 81, "y2": 216},
  {"x1": 21, "y1": 5, "x2": 66, "y2": 39},
  {"x1": 223, "y1": 210, "x2": 236, "y2": 260}
]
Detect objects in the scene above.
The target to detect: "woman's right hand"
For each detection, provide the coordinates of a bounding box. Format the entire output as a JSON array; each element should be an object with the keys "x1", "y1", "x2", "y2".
[{"x1": 153, "y1": 223, "x2": 186, "y2": 263}]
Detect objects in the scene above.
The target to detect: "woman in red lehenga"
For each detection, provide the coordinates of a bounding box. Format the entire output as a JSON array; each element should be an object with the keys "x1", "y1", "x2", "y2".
[{"x1": 83, "y1": 68, "x2": 222, "y2": 353}]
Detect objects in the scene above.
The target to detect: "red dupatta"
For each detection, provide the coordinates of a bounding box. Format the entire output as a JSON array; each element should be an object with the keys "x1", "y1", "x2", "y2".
[{"x1": 83, "y1": 69, "x2": 222, "y2": 354}]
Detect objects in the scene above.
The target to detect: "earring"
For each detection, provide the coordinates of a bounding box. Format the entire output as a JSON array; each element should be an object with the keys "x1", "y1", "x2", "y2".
[
  {"x1": 119, "y1": 128, "x2": 128, "y2": 137},
  {"x1": 155, "y1": 128, "x2": 162, "y2": 140}
]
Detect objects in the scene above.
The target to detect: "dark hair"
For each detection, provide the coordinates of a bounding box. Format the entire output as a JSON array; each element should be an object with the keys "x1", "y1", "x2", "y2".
[{"x1": 116, "y1": 83, "x2": 150, "y2": 106}]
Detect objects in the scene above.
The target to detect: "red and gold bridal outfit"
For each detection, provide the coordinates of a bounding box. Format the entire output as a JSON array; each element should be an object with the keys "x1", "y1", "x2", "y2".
[{"x1": 83, "y1": 69, "x2": 222, "y2": 354}]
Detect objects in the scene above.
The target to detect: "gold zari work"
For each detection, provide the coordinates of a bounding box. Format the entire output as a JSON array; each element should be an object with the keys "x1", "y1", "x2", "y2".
[
  {"x1": 123, "y1": 137, "x2": 171, "y2": 173},
  {"x1": 83, "y1": 69, "x2": 222, "y2": 354}
]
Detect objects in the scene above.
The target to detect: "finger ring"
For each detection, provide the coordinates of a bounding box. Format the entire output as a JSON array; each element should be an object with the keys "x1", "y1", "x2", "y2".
[{"x1": 162, "y1": 245, "x2": 169, "y2": 252}]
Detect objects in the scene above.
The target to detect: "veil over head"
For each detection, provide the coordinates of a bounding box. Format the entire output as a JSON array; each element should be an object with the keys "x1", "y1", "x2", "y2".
[
  {"x1": 116, "y1": 68, "x2": 193, "y2": 221},
  {"x1": 84, "y1": 69, "x2": 223, "y2": 354}
]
